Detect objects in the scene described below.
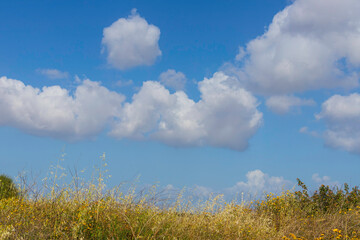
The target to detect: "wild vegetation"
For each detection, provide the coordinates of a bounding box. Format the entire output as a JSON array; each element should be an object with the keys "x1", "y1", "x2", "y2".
[
  {"x1": 0, "y1": 175, "x2": 19, "y2": 200},
  {"x1": 1, "y1": 155, "x2": 360, "y2": 239}
]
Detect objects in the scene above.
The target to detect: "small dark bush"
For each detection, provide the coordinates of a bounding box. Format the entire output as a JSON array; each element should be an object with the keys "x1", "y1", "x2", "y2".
[{"x1": 0, "y1": 174, "x2": 19, "y2": 199}]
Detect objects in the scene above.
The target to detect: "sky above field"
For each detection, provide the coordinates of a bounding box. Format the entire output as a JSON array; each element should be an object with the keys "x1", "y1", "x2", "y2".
[{"x1": 1, "y1": 0, "x2": 360, "y2": 198}]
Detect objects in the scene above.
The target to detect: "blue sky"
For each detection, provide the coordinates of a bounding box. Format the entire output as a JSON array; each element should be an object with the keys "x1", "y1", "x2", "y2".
[{"x1": 1, "y1": 0, "x2": 360, "y2": 198}]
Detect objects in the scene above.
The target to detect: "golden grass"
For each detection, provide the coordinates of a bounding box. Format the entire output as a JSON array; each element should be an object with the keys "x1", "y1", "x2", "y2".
[{"x1": 1, "y1": 155, "x2": 360, "y2": 239}]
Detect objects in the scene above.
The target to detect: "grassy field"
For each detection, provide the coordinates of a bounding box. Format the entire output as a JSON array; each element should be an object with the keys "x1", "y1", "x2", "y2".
[{"x1": 1, "y1": 157, "x2": 360, "y2": 239}]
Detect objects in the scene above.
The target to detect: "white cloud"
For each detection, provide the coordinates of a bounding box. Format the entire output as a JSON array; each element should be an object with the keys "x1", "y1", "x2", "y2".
[
  {"x1": 37, "y1": 68, "x2": 69, "y2": 79},
  {"x1": 110, "y1": 71, "x2": 263, "y2": 151},
  {"x1": 227, "y1": 0, "x2": 360, "y2": 94},
  {"x1": 312, "y1": 173, "x2": 339, "y2": 188},
  {"x1": 163, "y1": 184, "x2": 176, "y2": 191},
  {"x1": 115, "y1": 79, "x2": 134, "y2": 87},
  {"x1": 159, "y1": 69, "x2": 187, "y2": 91},
  {"x1": 235, "y1": 47, "x2": 246, "y2": 62},
  {"x1": 316, "y1": 93, "x2": 360, "y2": 154},
  {"x1": 0, "y1": 76, "x2": 124, "y2": 140},
  {"x1": 161, "y1": 171, "x2": 340, "y2": 201},
  {"x1": 160, "y1": 170, "x2": 293, "y2": 201},
  {"x1": 102, "y1": 9, "x2": 161, "y2": 70},
  {"x1": 191, "y1": 185, "x2": 213, "y2": 199},
  {"x1": 74, "y1": 75, "x2": 85, "y2": 84},
  {"x1": 225, "y1": 170, "x2": 292, "y2": 197},
  {"x1": 299, "y1": 126, "x2": 319, "y2": 137},
  {"x1": 266, "y1": 95, "x2": 315, "y2": 114},
  {"x1": 0, "y1": 73, "x2": 262, "y2": 151}
]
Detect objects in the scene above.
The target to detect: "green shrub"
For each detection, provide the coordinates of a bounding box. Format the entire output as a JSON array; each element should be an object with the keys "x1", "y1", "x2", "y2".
[
  {"x1": 0, "y1": 174, "x2": 19, "y2": 199},
  {"x1": 294, "y1": 178, "x2": 360, "y2": 214}
]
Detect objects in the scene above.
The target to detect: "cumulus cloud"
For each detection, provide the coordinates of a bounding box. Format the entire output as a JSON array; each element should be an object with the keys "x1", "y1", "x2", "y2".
[
  {"x1": 312, "y1": 173, "x2": 340, "y2": 188},
  {"x1": 110, "y1": 71, "x2": 263, "y2": 151},
  {"x1": 161, "y1": 171, "x2": 341, "y2": 201},
  {"x1": 0, "y1": 73, "x2": 262, "y2": 150},
  {"x1": 159, "y1": 69, "x2": 187, "y2": 91},
  {"x1": 160, "y1": 170, "x2": 293, "y2": 201},
  {"x1": 316, "y1": 93, "x2": 360, "y2": 153},
  {"x1": 266, "y1": 95, "x2": 315, "y2": 114},
  {"x1": 0, "y1": 76, "x2": 124, "y2": 140},
  {"x1": 102, "y1": 9, "x2": 161, "y2": 70},
  {"x1": 37, "y1": 68, "x2": 69, "y2": 79},
  {"x1": 226, "y1": 0, "x2": 360, "y2": 94},
  {"x1": 225, "y1": 170, "x2": 292, "y2": 197}
]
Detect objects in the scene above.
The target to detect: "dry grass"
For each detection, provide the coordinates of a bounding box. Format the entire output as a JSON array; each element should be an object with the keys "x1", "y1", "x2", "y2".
[{"x1": 1, "y1": 155, "x2": 360, "y2": 239}]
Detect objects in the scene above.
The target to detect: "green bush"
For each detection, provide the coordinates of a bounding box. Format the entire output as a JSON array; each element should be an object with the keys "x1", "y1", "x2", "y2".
[
  {"x1": 0, "y1": 174, "x2": 19, "y2": 199},
  {"x1": 294, "y1": 178, "x2": 360, "y2": 214}
]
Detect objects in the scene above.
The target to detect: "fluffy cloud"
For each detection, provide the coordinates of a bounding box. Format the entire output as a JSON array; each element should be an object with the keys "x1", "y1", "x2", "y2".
[
  {"x1": 102, "y1": 9, "x2": 161, "y2": 70},
  {"x1": 0, "y1": 76, "x2": 124, "y2": 140},
  {"x1": 159, "y1": 69, "x2": 187, "y2": 91},
  {"x1": 110, "y1": 71, "x2": 263, "y2": 151},
  {"x1": 225, "y1": 170, "x2": 292, "y2": 197},
  {"x1": 161, "y1": 170, "x2": 293, "y2": 201},
  {"x1": 228, "y1": 0, "x2": 360, "y2": 94},
  {"x1": 266, "y1": 95, "x2": 315, "y2": 114},
  {"x1": 312, "y1": 173, "x2": 339, "y2": 188},
  {"x1": 162, "y1": 170, "x2": 341, "y2": 201},
  {"x1": 0, "y1": 73, "x2": 262, "y2": 151},
  {"x1": 37, "y1": 68, "x2": 69, "y2": 79},
  {"x1": 316, "y1": 93, "x2": 360, "y2": 153}
]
